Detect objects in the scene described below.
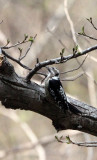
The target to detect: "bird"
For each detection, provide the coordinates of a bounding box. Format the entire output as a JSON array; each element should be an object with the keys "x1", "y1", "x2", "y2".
[{"x1": 44, "y1": 67, "x2": 81, "y2": 115}]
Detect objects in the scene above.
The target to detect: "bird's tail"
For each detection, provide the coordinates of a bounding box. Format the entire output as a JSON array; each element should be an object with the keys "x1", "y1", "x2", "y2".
[{"x1": 68, "y1": 102, "x2": 82, "y2": 115}]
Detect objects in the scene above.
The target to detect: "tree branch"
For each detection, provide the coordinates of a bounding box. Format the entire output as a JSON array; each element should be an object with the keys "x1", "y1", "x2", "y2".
[
  {"x1": 0, "y1": 57, "x2": 97, "y2": 137},
  {"x1": 1, "y1": 50, "x2": 31, "y2": 70},
  {"x1": 26, "y1": 44, "x2": 97, "y2": 81}
]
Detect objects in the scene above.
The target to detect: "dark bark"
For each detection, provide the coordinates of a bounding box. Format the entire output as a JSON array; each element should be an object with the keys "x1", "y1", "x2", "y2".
[{"x1": 0, "y1": 57, "x2": 97, "y2": 136}]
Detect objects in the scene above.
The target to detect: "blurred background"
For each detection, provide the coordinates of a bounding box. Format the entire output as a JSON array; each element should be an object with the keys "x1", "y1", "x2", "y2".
[{"x1": 0, "y1": 0, "x2": 97, "y2": 160}]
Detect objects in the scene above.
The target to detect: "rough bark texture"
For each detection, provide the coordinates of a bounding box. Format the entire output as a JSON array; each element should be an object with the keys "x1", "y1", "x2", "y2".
[{"x1": 0, "y1": 57, "x2": 97, "y2": 136}]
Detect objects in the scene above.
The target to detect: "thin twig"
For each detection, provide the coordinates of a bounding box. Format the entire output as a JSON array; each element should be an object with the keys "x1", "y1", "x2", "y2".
[
  {"x1": 90, "y1": 23, "x2": 97, "y2": 30},
  {"x1": 68, "y1": 138, "x2": 97, "y2": 147},
  {"x1": 60, "y1": 55, "x2": 88, "y2": 74},
  {"x1": 87, "y1": 18, "x2": 97, "y2": 30},
  {"x1": 1, "y1": 34, "x2": 36, "y2": 50},
  {"x1": 19, "y1": 34, "x2": 37, "y2": 61},
  {"x1": 78, "y1": 33, "x2": 97, "y2": 41},
  {"x1": 20, "y1": 41, "x2": 33, "y2": 61},
  {"x1": 2, "y1": 40, "x2": 29, "y2": 49},
  {"x1": 56, "y1": 136, "x2": 97, "y2": 147},
  {"x1": 61, "y1": 72, "x2": 84, "y2": 81},
  {"x1": 2, "y1": 50, "x2": 31, "y2": 70}
]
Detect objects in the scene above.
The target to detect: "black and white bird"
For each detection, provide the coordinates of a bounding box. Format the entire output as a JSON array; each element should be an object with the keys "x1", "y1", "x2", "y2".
[{"x1": 45, "y1": 67, "x2": 81, "y2": 115}]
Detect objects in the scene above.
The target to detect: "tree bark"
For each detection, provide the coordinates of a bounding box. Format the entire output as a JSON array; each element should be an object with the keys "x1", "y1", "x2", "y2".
[{"x1": 0, "y1": 57, "x2": 97, "y2": 136}]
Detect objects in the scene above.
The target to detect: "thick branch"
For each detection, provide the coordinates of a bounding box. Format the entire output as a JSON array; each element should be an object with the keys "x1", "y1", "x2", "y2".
[{"x1": 0, "y1": 58, "x2": 97, "y2": 136}]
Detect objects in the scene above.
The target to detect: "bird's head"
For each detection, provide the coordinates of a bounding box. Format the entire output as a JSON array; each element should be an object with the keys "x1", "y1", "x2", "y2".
[{"x1": 47, "y1": 67, "x2": 59, "y2": 78}]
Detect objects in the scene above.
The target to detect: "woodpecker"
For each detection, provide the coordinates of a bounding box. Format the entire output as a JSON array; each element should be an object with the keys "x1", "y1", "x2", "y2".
[{"x1": 45, "y1": 67, "x2": 81, "y2": 115}]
